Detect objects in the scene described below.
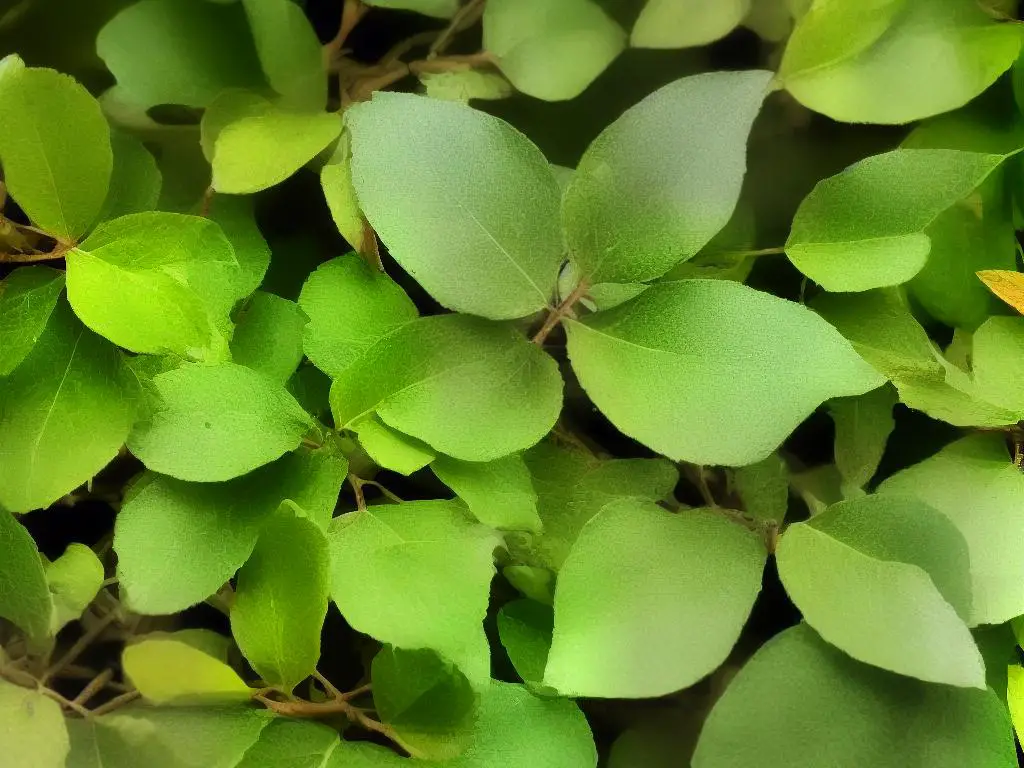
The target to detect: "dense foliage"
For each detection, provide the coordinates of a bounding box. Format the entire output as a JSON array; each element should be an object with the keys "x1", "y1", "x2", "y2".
[{"x1": 3, "y1": 0, "x2": 1024, "y2": 765}]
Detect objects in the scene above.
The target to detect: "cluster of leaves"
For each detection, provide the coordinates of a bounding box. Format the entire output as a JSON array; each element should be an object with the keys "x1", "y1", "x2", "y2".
[{"x1": 5, "y1": 0, "x2": 1024, "y2": 766}]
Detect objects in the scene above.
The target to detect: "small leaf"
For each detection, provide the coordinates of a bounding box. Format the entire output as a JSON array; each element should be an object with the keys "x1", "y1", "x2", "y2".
[
  {"x1": 45, "y1": 543, "x2": 104, "y2": 634},
  {"x1": 432, "y1": 453, "x2": 541, "y2": 532},
  {"x1": 564, "y1": 71, "x2": 772, "y2": 284},
  {"x1": 356, "y1": 417, "x2": 435, "y2": 476},
  {"x1": 330, "y1": 314, "x2": 562, "y2": 462},
  {"x1": 777, "y1": 495, "x2": 982, "y2": 687},
  {"x1": 972, "y1": 317, "x2": 1024, "y2": 414},
  {"x1": 0, "y1": 61, "x2": 111, "y2": 241},
  {"x1": 231, "y1": 510, "x2": 330, "y2": 692},
  {"x1": 0, "y1": 678, "x2": 69, "y2": 768},
  {"x1": 632, "y1": 0, "x2": 751, "y2": 48},
  {"x1": 123, "y1": 635, "x2": 251, "y2": 705},
  {"x1": 371, "y1": 646, "x2": 477, "y2": 760},
  {"x1": 483, "y1": 0, "x2": 626, "y2": 101},
  {"x1": 0, "y1": 266, "x2": 65, "y2": 377},
  {"x1": 298, "y1": 255, "x2": 418, "y2": 378},
  {"x1": 829, "y1": 386, "x2": 897, "y2": 491},
  {"x1": 692, "y1": 625, "x2": 1016, "y2": 767},
  {"x1": 978, "y1": 269, "x2": 1024, "y2": 315},
  {"x1": 320, "y1": 135, "x2": 365, "y2": 252},
  {"x1": 544, "y1": 500, "x2": 766, "y2": 698},
  {"x1": 241, "y1": 0, "x2": 326, "y2": 111},
  {"x1": 207, "y1": 196, "x2": 271, "y2": 298},
  {"x1": 230, "y1": 292, "x2": 308, "y2": 384},
  {"x1": 732, "y1": 453, "x2": 789, "y2": 524},
  {"x1": 0, "y1": 508, "x2": 51, "y2": 641},
  {"x1": 98, "y1": 131, "x2": 162, "y2": 222},
  {"x1": 566, "y1": 281, "x2": 882, "y2": 466},
  {"x1": 347, "y1": 92, "x2": 563, "y2": 319},
  {"x1": 496, "y1": 599, "x2": 553, "y2": 685},
  {"x1": 128, "y1": 362, "x2": 316, "y2": 482},
  {"x1": 420, "y1": 70, "x2": 513, "y2": 102},
  {"x1": 1009, "y1": 666, "x2": 1024, "y2": 742}
]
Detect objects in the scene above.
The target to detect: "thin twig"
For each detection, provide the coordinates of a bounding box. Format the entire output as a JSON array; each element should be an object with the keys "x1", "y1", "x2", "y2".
[
  {"x1": 313, "y1": 670, "x2": 343, "y2": 700},
  {"x1": 199, "y1": 186, "x2": 214, "y2": 218},
  {"x1": 349, "y1": 474, "x2": 367, "y2": 511},
  {"x1": 90, "y1": 689, "x2": 140, "y2": 716},
  {"x1": 41, "y1": 687, "x2": 92, "y2": 718},
  {"x1": 360, "y1": 480, "x2": 404, "y2": 503},
  {"x1": 381, "y1": 30, "x2": 440, "y2": 66},
  {"x1": 41, "y1": 611, "x2": 117, "y2": 685},
  {"x1": 410, "y1": 51, "x2": 494, "y2": 75},
  {"x1": 428, "y1": 0, "x2": 486, "y2": 58},
  {"x1": 326, "y1": 0, "x2": 369, "y2": 60},
  {"x1": 72, "y1": 668, "x2": 113, "y2": 707},
  {"x1": 0, "y1": 241, "x2": 72, "y2": 263},
  {"x1": 532, "y1": 280, "x2": 589, "y2": 346}
]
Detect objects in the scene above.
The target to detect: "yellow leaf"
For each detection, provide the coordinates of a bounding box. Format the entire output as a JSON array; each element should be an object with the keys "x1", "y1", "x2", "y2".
[
  {"x1": 1008, "y1": 665, "x2": 1024, "y2": 740},
  {"x1": 978, "y1": 270, "x2": 1024, "y2": 314},
  {"x1": 123, "y1": 636, "x2": 251, "y2": 705}
]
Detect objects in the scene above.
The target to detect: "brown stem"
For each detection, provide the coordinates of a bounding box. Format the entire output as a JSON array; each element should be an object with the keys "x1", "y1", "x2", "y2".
[
  {"x1": 255, "y1": 691, "x2": 394, "y2": 739},
  {"x1": 90, "y1": 689, "x2": 140, "y2": 716},
  {"x1": 72, "y1": 668, "x2": 113, "y2": 707},
  {"x1": 428, "y1": 0, "x2": 486, "y2": 58},
  {"x1": 349, "y1": 474, "x2": 367, "y2": 511},
  {"x1": 410, "y1": 51, "x2": 495, "y2": 75},
  {"x1": 0, "y1": 241, "x2": 72, "y2": 263},
  {"x1": 199, "y1": 186, "x2": 214, "y2": 218},
  {"x1": 41, "y1": 611, "x2": 117, "y2": 685},
  {"x1": 381, "y1": 30, "x2": 440, "y2": 66},
  {"x1": 41, "y1": 687, "x2": 92, "y2": 718},
  {"x1": 532, "y1": 280, "x2": 589, "y2": 346}
]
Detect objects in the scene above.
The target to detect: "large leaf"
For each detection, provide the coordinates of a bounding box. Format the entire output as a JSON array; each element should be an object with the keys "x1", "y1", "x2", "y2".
[
  {"x1": 878, "y1": 434, "x2": 1024, "y2": 625},
  {"x1": 0, "y1": 509, "x2": 51, "y2": 641},
  {"x1": 632, "y1": 0, "x2": 751, "y2": 48},
  {"x1": 128, "y1": 362, "x2": 316, "y2": 482},
  {"x1": 231, "y1": 511, "x2": 330, "y2": 691},
  {"x1": 234, "y1": 720, "x2": 340, "y2": 768},
  {"x1": 432, "y1": 453, "x2": 541, "y2": 532},
  {"x1": 0, "y1": 60, "x2": 111, "y2": 241},
  {"x1": 563, "y1": 71, "x2": 772, "y2": 284},
  {"x1": 298, "y1": 256, "x2": 418, "y2": 378},
  {"x1": 327, "y1": 501, "x2": 500, "y2": 683},
  {"x1": 241, "y1": 0, "x2": 326, "y2": 111},
  {"x1": 566, "y1": 280, "x2": 883, "y2": 466},
  {"x1": 779, "y1": 0, "x2": 1024, "y2": 124},
  {"x1": 786, "y1": 149, "x2": 1007, "y2": 291},
  {"x1": 0, "y1": 266, "x2": 65, "y2": 376},
  {"x1": 483, "y1": 0, "x2": 626, "y2": 101},
  {"x1": 544, "y1": 500, "x2": 766, "y2": 698},
  {"x1": 347, "y1": 93, "x2": 563, "y2": 319},
  {"x1": 692, "y1": 624, "x2": 1016, "y2": 767},
  {"x1": 122, "y1": 635, "x2": 252, "y2": 705},
  {"x1": 230, "y1": 292, "x2": 307, "y2": 384},
  {"x1": 777, "y1": 495, "x2": 982, "y2": 687},
  {"x1": 0, "y1": 302, "x2": 133, "y2": 513},
  {"x1": 0, "y1": 678, "x2": 69, "y2": 768},
  {"x1": 330, "y1": 314, "x2": 562, "y2": 462}
]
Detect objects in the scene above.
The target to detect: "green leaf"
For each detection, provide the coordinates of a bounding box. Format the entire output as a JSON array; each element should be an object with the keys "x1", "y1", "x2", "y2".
[
  {"x1": 544, "y1": 500, "x2": 766, "y2": 698},
  {"x1": 432, "y1": 453, "x2": 541, "y2": 532},
  {"x1": 231, "y1": 510, "x2": 330, "y2": 691},
  {"x1": 320, "y1": 135, "x2": 366, "y2": 253},
  {"x1": 206, "y1": 92, "x2": 341, "y2": 194},
  {"x1": 241, "y1": 0, "x2": 327, "y2": 111},
  {"x1": 442, "y1": 681, "x2": 597, "y2": 768},
  {"x1": 328, "y1": 501, "x2": 500, "y2": 683},
  {"x1": 0, "y1": 266, "x2": 64, "y2": 376},
  {"x1": 298, "y1": 255, "x2": 418, "y2": 378},
  {"x1": 1010, "y1": 665, "x2": 1024, "y2": 742},
  {"x1": 0, "y1": 678, "x2": 69, "y2": 768},
  {"x1": 97, "y1": 0, "x2": 264, "y2": 108},
  {"x1": 564, "y1": 71, "x2": 771, "y2": 284},
  {"x1": 496, "y1": 599, "x2": 553, "y2": 685},
  {"x1": 829, "y1": 386, "x2": 897, "y2": 491},
  {"x1": 356, "y1": 417, "x2": 436, "y2": 476},
  {"x1": 971, "y1": 317, "x2": 1024, "y2": 414},
  {"x1": 365, "y1": 0, "x2": 458, "y2": 18},
  {"x1": 786, "y1": 149, "x2": 1007, "y2": 291},
  {"x1": 371, "y1": 646, "x2": 477, "y2": 760},
  {"x1": 878, "y1": 434, "x2": 1024, "y2": 625},
  {"x1": 692, "y1": 624, "x2": 1016, "y2": 767},
  {"x1": 420, "y1": 70, "x2": 513, "y2": 103},
  {"x1": 632, "y1": 0, "x2": 751, "y2": 48},
  {"x1": 347, "y1": 92, "x2": 563, "y2": 319},
  {"x1": 0, "y1": 508, "x2": 51, "y2": 641},
  {"x1": 779, "y1": 0, "x2": 1024, "y2": 124},
  {"x1": 207, "y1": 196, "x2": 271, "y2": 298},
  {"x1": 98, "y1": 131, "x2": 162, "y2": 222},
  {"x1": 122, "y1": 635, "x2": 252, "y2": 705},
  {"x1": 777, "y1": 495, "x2": 982, "y2": 687},
  {"x1": 566, "y1": 280, "x2": 882, "y2": 466},
  {"x1": 115, "y1": 449, "x2": 345, "y2": 614},
  {"x1": 330, "y1": 314, "x2": 563, "y2": 462},
  {"x1": 0, "y1": 302, "x2": 134, "y2": 513},
  {"x1": 45, "y1": 543, "x2": 104, "y2": 634},
  {"x1": 483, "y1": 0, "x2": 626, "y2": 101},
  {"x1": 128, "y1": 362, "x2": 316, "y2": 482},
  {"x1": 66, "y1": 212, "x2": 243, "y2": 358},
  {"x1": 235, "y1": 720, "x2": 341, "y2": 768},
  {"x1": 230, "y1": 292, "x2": 308, "y2": 384},
  {"x1": 0, "y1": 62, "x2": 111, "y2": 240},
  {"x1": 732, "y1": 453, "x2": 789, "y2": 524}
]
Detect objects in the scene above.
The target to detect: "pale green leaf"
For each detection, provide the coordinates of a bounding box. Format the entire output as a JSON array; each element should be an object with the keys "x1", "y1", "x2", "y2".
[
  {"x1": 564, "y1": 71, "x2": 772, "y2": 284},
  {"x1": 632, "y1": 0, "x2": 751, "y2": 48},
  {"x1": 0, "y1": 62, "x2": 111, "y2": 240},
  {"x1": 371, "y1": 646, "x2": 477, "y2": 760},
  {"x1": 789, "y1": 463, "x2": 844, "y2": 516},
  {"x1": 298, "y1": 255, "x2": 418, "y2": 378},
  {"x1": 786, "y1": 150, "x2": 1006, "y2": 291},
  {"x1": 320, "y1": 135, "x2": 365, "y2": 252},
  {"x1": 128, "y1": 362, "x2": 316, "y2": 482},
  {"x1": 230, "y1": 292, "x2": 308, "y2": 384},
  {"x1": 420, "y1": 70, "x2": 513, "y2": 103},
  {"x1": 328, "y1": 501, "x2": 500, "y2": 683},
  {"x1": 502, "y1": 565, "x2": 555, "y2": 605},
  {"x1": 544, "y1": 500, "x2": 766, "y2": 698},
  {"x1": 432, "y1": 453, "x2": 541, "y2": 532},
  {"x1": 98, "y1": 131, "x2": 162, "y2": 222},
  {"x1": 365, "y1": 0, "x2": 458, "y2": 18},
  {"x1": 566, "y1": 280, "x2": 882, "y2": 466},
  {"x1": 777, "y1": 495, "x2": 982, "y2": 687},
  {"x1": 484, "y1": 0, "x2": 626, "y2": 101},
  {"x1": 46, "y1": 543, "x2": 104, "y2": 634},
  {"x1": 779, "y1": 0, "x2": 1024, "y2": 124},
  {"x1": 0, "y1": 508, "x2": 50, "y2": 641},
  {"x1": 0, "y1": 302, "x2": 133, "y2": 513},
  {"x1": 971, "y1": 317, "x2": 1024, "y2": 414},
  {"x1": 242, "y1": 0, "x2": 326, "y2": 111},
  {"x1": 829, "y1": 386, "x2": 897, "y2": 491},
  {"x1": 235, "y1": 720, "x2": 341, "y2": 768},
  {"x1": 496, "y1": 599, "x2": 552, "y2": 685},
  {"x1": 330, "y1": 314, "x2": 562, "y2": 462},
  {"x1": 0, "y1": 678, "x2": 69, "y2": 768},
  {"x1": 732, "y1": 453, "x2": 789, "y2": 524},
  {"x1": 878, "y1": 434, "x2": 1024, "y2": 625},
  {"x1": 692, "y1": 624, "x2": 1016, "y2": 767},
  {"x1": 347, "y1": 92, "x2": 562, "y2": 319},
  {"x1": 123, "y1": 635, "x2": 251, "y2": 705},
  {"x1": 356, "y1": 417, "x2": 435, "y2": 476},
  {"x1": 231, "y1": 510, "x2": 330, "y2": 691},
  {"x1": 0, "y1": 266, "x2": 64, "y2": 376},
  {"x1": 97, "y1": 0, "x2": 264, "y2": 108}
]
